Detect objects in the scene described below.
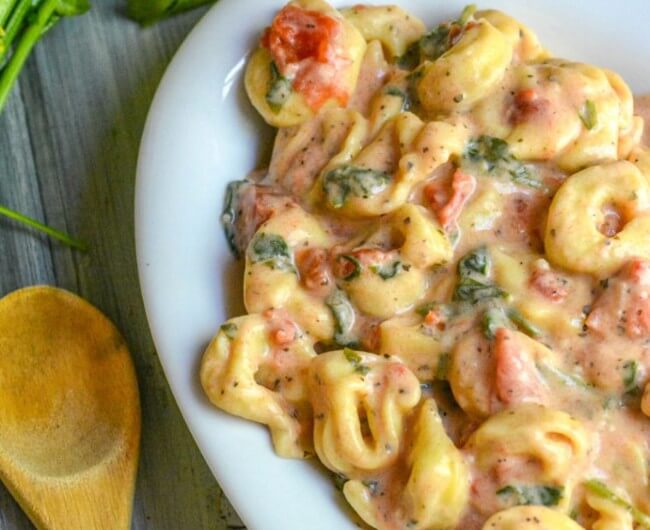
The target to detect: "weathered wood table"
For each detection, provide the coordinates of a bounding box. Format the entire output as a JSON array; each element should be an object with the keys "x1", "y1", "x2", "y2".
[{"x1": 0, "y1": 2, "x2": 244, "y2": 528}]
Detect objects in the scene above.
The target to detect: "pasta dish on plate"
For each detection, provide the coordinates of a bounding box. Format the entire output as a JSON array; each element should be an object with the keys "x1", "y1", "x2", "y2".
[{"x1": 199, "y1": 1, "x2": 650, "y2": 528}]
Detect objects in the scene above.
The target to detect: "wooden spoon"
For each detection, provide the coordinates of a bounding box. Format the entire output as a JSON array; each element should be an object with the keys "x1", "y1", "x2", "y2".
[{"x1": 0, "y1": 286, "x2": 141, "y2": 529}]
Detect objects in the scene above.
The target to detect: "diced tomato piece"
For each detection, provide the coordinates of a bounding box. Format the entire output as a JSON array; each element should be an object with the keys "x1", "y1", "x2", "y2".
[
  {"x1": 264, "y1": 308, "x2": 297, "y2": 345},
  {"x1": 295, "y1": 247, "x2": 332, "y2": 295},
  {"x1": 586, "y1": 259, "x2": 650, "y2": 339},
  {"x1": 261, "y1": 5, "x2": 349, "y2": 110},
  {"x1": 509, "y1": 88, "x2": 549, "y2": 125},
  {"x1": 424, "y1": 169, "x2": 476, "y2": 229},
  {"x1": 529, "y1": 267, "x2": 569, "y2": 303},
  {"x1": 493, "y1": 328, "x2": 548, "y2": 407}
]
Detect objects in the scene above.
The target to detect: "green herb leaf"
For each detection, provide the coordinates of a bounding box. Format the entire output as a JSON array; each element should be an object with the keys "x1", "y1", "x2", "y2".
[
  {"x1": 220, "y1": 322, "x2": 238, "y2": 340},
  {"x1": 343, "y1": 347, "x2": 370, "y2": 375},
  {"x1": 454, "y1": 278, "x2": 506, "y2": 304},
  {"x1": 398, "y1": 5, "x2": 474, "y2": 69},
  {"x1": 463, "y1": 135, "x2": 543, "y2": 189},
  {"x1": 55, "y1": 0, "x2": 90, "y2": 17},
  {"x1": 458, "y1": 246, "x2": 489, "y2": 277},
  {"x1": 482, "y1": 306, "x2": 511, "y2": 339},
  {"x1": 579, "y1": 99, "x2": 598, "y2": 130},
  {"x1": 127, "y1": 0, "x2": 212, "y2": 25},
  {"x1": 221, "y1": 180, "x2": 246, "y2": 258},
  {"x1": 384, "y1": 86, "x2": 411, "y2": 111},
  {"x1": 622, "y1": 360, "x2": 640, "y2": 394},
  {"x1": 497, "y1": 485, "x2": 563, "y2": 507},
  {"x1": 507, "y1": 308, "x2": 542, "y2": 338},
  {"x1": 326, "y1": 289, "x2": 357, "y2": 347},
  {"x1": 266, "y1": 61, "x2": 292, "y2": 112},
  {"x1": 248, "y1": 233, "x2": 295, "y2": 272},
  {"x1": 323, "y1": 165, "x2": 390, "y2": 209},
  {"x1": 584, "y1": 480, "x2": 650, "y2": 528},
  {"x1": 371, "y1": 260, "x2": 407, "y2": 280}
]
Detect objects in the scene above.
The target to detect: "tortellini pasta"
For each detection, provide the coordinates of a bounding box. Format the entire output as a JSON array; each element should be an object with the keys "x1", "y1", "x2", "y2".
[
  {"x1": 544, "y1": 161, "x2": 650, "y2": 277},
  {"x1": 340, "y1": 204, "x2": 451, "y2": 318},
  {"x1": 465, "y1": 404, "x2": 589, "y2": 493},
  {"x1": 200, "y1": 314, "x2": 315, "y2": 458},
  {"x1": 416, "y1": 19, "x2": 512, "y2": 114},
  {"x1": 482, "y1": 506, "x2": 584, "y2": 530},
  {"x1": 342, "y1": 4, "x2": 426, "y2": 58},
  {"x1": 310, "y1": 349, "x2": 420, "y2": 475},
  {"x1": 344, "y1": 400, "x2": 469, "y2": 530},
  {"x1": 244, "y1": 205, "x2": 336, "y2": 341}
]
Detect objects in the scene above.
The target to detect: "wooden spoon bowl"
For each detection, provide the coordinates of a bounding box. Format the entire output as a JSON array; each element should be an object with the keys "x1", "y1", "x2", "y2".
[{"x1": 0, "y1": 286, "x2": 140, "y2": 529}]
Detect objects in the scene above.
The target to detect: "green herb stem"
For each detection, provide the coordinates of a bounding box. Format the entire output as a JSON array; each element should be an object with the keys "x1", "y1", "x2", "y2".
[
  {"x1": 0, "y1": 0, "x2": 19, "y2": 29},
  {"x1": 0, "y1": 204, "x2": 88, "y2": 251},
  {"x1": 0, "y1": 0, "x2": 32, "y2": 63},
  {"x1": 0, "y1": 0, "x2": 59, "y2": 112}
]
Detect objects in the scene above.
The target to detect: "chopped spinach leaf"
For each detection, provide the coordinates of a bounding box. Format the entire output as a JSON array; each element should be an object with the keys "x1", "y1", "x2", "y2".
[
  {"x1": 482, "y1": 306, "x2": 512, "y2": 339},
  {"x1": 497, "y1": 485, "x2": 563, "y2": 507},
  {"x1": 463, "y1": 135, "x2": 543, "y2": 189},
  {"x1": 266, "y1": 61, "x2": 292, "y2": 112},
  {"x1": 454, "y1": 278, "x2": 506, "y2": 304},
  {"x1": 507, "y1": 308, "x2": 542, "y2": 338},
  {"x1": 220, "y1": 322, "x2": 238, "y2": 340},
  {"x1": 343, "y1": 347, "x2": 370, "y2": 375},
  {"x1": 398, "y1": 4, "x2": 476, "y2": 68},
  {"x1": 384, "y1": 86, "x2": 411, "y2": 111},
  {"x1": 248, "y1": 233, "x2": 295, "y2": 272},
  {"x1": 622, "y1": 360, "x2": 640, "y2": 394},
  {"x1": 585, "y1": 480, "x2": 650, "y2": 528},
  {"x1": 454, "y1": 247, "x2": 506, "y2": 304},
  {"x1": 458, "y1": 246, "x2": 489, "y2": 277},
  {"x1": 323, "y1": 165, "x2": 390, "y2": 209},
  {"x1": 221, "y1": 180, "x2": 246, "y2": 258},
  {"x1": 326, "y1": 289, "x2": 357, "y2": 347},
  {"x1": 579, "y1": 99, "x2": 598, "y2": 130},
  {"x1": 371, "y1": 260, "x2": 408, "y2": 280}
]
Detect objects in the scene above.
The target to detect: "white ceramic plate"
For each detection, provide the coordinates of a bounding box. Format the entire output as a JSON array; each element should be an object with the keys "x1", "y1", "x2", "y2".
[{"x1": 135, "y1": 2, "x2": 650, "y2": 528}]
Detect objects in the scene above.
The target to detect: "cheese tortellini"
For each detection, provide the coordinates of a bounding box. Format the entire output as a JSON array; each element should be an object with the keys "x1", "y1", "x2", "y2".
[
  {"x1": 466, "y1": 405, "x2": 589, "y2": 497},
  {"x1": 200, "y1": 314, "x2": 315, "y2": 458},
  {"x1": 245, "y1": 0, "x2": 367, "y2": 127},
  {"x1": 544, "y1": 161, "x2": 650, "y2": 277},
  {"x1": 341, "y1": 204, "x2": 451, "y2": 318},
  {"x1": 310, "y1": 349, "x2": 420, "y2": 475},
  {"x1": 344, "y1": 400, "x2": 468, "y2": 530},
  {"x1": 417, "y1": 18, "x2": 512, "y2": 114}
]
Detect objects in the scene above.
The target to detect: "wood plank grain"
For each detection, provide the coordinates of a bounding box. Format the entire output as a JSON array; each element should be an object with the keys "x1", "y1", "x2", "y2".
[{"x1": 0, "y1": 2, "x2": 244, "y2": 529}]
